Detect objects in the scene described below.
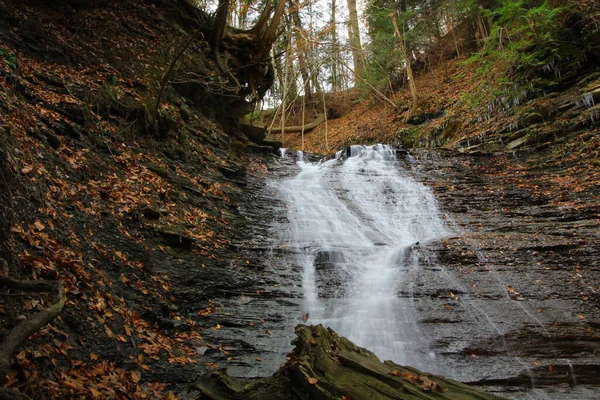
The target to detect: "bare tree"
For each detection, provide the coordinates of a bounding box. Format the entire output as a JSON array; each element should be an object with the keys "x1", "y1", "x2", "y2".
[
  {"x1": 346, "y1": 0, "x2": 365, "y2": 81},
  {"x1": 390, "y1": 12, "x2": 418, "y2": 109}
]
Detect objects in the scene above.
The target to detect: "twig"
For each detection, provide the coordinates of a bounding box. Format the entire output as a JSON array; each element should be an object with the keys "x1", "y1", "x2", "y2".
[{"x1": 0, "y1": 291, "x2": 49, "y2": 297}]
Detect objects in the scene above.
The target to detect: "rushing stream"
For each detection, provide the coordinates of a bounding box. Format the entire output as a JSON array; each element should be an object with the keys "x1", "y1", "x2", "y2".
[{"x1": 274, "y1": 145, "x2": 451, "y2": 372}]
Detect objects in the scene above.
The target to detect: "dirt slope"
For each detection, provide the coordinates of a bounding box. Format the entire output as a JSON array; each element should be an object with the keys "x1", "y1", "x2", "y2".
[{"x1": 0, "y1": 0, "x2": 272, "y2": 397}]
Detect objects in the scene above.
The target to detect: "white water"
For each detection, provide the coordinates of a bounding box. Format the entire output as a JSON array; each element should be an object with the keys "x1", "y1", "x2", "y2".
[{"x1": 275, "y1": 145, "x2": 451, "y2": 371}]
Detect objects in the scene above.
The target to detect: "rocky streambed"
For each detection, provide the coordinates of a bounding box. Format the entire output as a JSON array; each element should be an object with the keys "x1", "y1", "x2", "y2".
[{"x1": 195, "y1": 146, "x2": 600, "y2": 399}]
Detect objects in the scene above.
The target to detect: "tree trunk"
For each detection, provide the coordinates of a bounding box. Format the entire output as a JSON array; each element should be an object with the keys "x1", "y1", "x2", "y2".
[
  {"x1": 283, "y1": 17, "x2": 297, "y2": 102},
  {"x1": 330, "y1": 0, "x2": 340, "y2": 92},
  {"x1": 290, "y1": 0, "x2": 312, "y2": 101},
  {"x1": 346, "y1": 0, "x2": 364, "y2": 81},
  {"x1": 211, "y1": 0, "x2": 229, "y2": 52},
  {"x1": 390, "y1": 12, "x2": 419, "y2": 109},
  {"x1": 273, "y1": 47, "x2": 285, "y2": 100}
]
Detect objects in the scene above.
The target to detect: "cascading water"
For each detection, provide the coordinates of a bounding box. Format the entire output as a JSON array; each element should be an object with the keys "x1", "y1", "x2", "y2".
[{"x1": 275, "y1": 144, "x2": 451, "y2": 371}]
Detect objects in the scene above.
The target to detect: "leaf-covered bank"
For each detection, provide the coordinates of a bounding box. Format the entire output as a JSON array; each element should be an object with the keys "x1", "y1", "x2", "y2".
[{"x1": 0, "y1": 0, "x2": 280, "y2": 397}]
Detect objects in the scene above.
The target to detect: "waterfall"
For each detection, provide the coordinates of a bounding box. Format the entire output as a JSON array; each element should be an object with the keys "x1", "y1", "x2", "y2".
[{"x1": 275, "y1": 144, "x2": 451, "y2": 371}]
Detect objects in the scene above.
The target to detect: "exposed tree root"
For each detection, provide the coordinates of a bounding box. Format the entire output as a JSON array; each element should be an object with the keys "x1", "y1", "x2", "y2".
[{"x1": 0, "y1": 258, "x2": 65, "y2": 399}]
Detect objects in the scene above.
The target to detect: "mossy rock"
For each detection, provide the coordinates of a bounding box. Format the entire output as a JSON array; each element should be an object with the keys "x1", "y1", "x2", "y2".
[
  {"x1": 192, "y1": 325, "x2": 506, "y2": 400},
  {"x1": 518, "y1": 111, "x2": 545, "y2": 126},
  {"x1": 239, "y1": 118, "x2": 267, "y2": 144},
  {"x1": 260, "y1": 137, "x2": 283, "y2": 150}
]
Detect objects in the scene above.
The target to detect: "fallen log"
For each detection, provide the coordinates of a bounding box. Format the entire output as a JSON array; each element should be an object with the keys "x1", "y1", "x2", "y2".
[
  {"x1": 193, "y1": 324, "x2": 506, "y2": 399},
  {"x1": 269, "y1": 113, "x2": 325, "y2": 134}
]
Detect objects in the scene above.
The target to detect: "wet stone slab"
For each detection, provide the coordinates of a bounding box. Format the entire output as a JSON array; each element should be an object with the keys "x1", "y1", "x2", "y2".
[
  {"x1": 195, "y1": 148, "x2": 600, "y2": 399},
  {"x1": 405, "y1": 150, "x2": 600, "y2": 398}
]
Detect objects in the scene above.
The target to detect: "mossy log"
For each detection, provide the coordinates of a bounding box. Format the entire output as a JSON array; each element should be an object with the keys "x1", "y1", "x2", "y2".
[{"x1": 193, "y1": 324, "x2": 506, "y2": 399}]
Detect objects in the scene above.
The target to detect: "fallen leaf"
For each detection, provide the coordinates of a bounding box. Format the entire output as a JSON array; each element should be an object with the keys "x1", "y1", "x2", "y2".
[
  {"x1": 104, "y1": 325, "x2": 116, "y2": 340},
  {"x1": 22, "y1": 165, "x2": 33, "y2": 175},
  {"x1": 130, "y1": 371, "x2": 141, "y2": 383},
  {"x1": 90, "y1": 353, "x2": 99, "y2": 360},
  {"x1": 390, "y1": 370, "x2": 419, "y2": 383},
  {"x1": 419, "y1": 376, "x2": 446, "y2": 393},
  {"x1": 307, "y1": 377, "x2": 318, "y2": 385}
]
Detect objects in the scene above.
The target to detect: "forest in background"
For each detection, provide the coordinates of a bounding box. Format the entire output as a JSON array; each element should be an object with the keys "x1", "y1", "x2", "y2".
[{"x1": 232, "y1": 0, "x2": 599, "y2": 150}]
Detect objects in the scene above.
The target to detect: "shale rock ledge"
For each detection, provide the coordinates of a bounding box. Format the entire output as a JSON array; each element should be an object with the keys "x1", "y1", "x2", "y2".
[{"x1": 193, "y1": 325, "x2": 505, "y2": 399}]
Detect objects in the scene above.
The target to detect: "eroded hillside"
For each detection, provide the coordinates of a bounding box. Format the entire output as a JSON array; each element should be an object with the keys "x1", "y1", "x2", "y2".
[{"x1": 0, "y1": 0, "x2": 280, "y2": 397}]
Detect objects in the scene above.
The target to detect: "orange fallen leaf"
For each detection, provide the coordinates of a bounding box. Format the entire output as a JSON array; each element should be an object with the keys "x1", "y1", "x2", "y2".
[
  {"x1": 22, "y1": 165, "x2": 33, "y2": 175},
  {"x1": 390, "y1": 370, "x2": 419, "y2": 383},
  {"x1": 90, "y1": 353, "x2": 99, "y2": 360},
  {"x1": 130, "y1": 371, "x2": 141, "y2": 383},
  {"x1": 104, "y1": 325, "x2": 116, "y2": 340},
  {"x1": 307, "y1": 377, "x2": 318, "y2": 385},
  {"x1": 419, "y1": 376, "x2": 446, "y2": 393}
]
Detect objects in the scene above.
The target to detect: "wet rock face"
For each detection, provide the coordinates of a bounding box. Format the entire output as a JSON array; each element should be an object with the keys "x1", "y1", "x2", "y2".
[
  {"x1": 406, "y1": 150, "x2": 600, "y2": 398},
  {"x1": 179, "y1": 153, "x2": 304, "y2": 378},
  {"x1": 195, "y1": 148, "x2": 600, "y2": 399}
]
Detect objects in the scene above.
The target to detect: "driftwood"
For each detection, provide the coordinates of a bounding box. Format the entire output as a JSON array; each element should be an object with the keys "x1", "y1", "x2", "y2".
[
  {"x1": 193, "y1": 324, "x2": 506, "y2": 399},
  {"x1": 0, "y1": 258, "x2": 65, "y2": 399},
  {"x1": 269, "y1": 113, "x2": 326, "y2": 134}
]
